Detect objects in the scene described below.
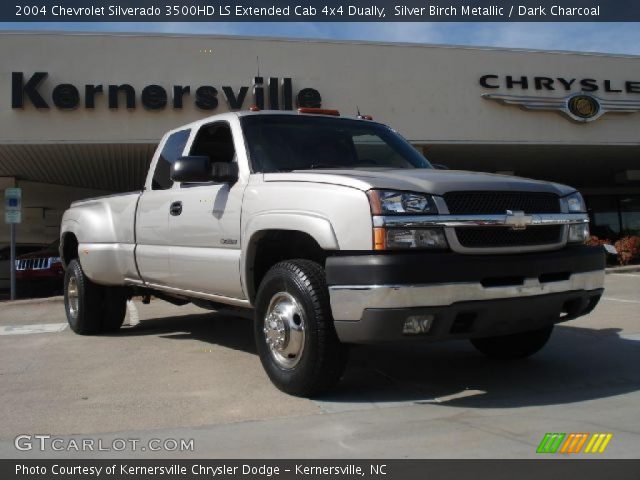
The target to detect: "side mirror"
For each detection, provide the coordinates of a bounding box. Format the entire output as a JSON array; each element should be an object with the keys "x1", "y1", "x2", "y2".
[
  {"x1": 170, "y1": 156, "x2": 212, "y2": 183},
  {"x1": 211, "y1": 162, "x2": 239, "y2": 183},
  {"x1": 170, "y1": 156, "x2": 239, "y2": 184},
  {"x1": 432, "y1": 163, "x2": 449, "y2": 170}
]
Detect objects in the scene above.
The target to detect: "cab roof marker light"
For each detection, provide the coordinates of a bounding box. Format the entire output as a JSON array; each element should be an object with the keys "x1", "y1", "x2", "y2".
[{"x1": 297, "y1": 108, "x2": 340, "y2": 116}]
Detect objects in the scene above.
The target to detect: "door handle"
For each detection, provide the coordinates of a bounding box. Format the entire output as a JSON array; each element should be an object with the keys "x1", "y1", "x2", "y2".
[{"x1": 169, "y1": 201, "x2": 183, "y2": 216}]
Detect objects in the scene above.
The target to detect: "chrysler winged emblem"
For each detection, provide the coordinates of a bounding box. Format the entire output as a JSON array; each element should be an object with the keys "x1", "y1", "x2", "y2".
[
  {"x1": 483, "y1": 92, "x2": 640, "y2": 123},
  {"x1": 505, "y1": 210, "x2": 533, "y2": 230}
]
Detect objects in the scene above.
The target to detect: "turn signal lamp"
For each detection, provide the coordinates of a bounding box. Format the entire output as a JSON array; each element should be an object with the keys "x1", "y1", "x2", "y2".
[
  {"x1": 373, "y1": 228, "x2": 448, "y2": 251},
  {"x1": 569, "y1": 223, "x2": 590, "y2": 243}
]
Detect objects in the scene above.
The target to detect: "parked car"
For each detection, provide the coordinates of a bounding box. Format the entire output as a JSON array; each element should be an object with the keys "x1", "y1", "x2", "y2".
[
  {"x1": 16, "y1": 240, "x2": 64, "y2": 298},
  {"x1": 0, "y1": 244, "x2": 46, "y2": 290},
  {"x1": 59, "y1": 109, "x2": 605, "y2": 396}
]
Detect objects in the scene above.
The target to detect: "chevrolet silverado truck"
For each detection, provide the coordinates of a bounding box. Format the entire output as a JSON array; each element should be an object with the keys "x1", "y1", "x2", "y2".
[{"x1": 59, "y1": 108, "x2": 605, "y2": 396}]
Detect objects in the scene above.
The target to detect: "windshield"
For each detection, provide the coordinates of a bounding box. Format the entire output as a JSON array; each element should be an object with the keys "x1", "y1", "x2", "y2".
[{"x1": 241, "y1": 115, "x2": 431, "y2": 173}]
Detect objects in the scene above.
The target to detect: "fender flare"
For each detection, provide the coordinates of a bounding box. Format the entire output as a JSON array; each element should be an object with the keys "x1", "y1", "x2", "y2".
[
  {"x1": 241, "y1": 211, "x2": 339, "y2": 301},
  {"x1": 59, "y1": 220, "x2": 81, "y2": 269}
]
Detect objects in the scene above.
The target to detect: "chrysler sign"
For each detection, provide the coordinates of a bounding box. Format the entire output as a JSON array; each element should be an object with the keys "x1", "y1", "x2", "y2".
[{"x1": 479, "y1": 74, "x2": 640, "y2": 122}]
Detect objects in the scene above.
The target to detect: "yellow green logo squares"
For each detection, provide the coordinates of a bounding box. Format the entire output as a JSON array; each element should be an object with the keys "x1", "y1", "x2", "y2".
[{"x1": 537, "y1": 432, "x2": 613, "y2": 454}]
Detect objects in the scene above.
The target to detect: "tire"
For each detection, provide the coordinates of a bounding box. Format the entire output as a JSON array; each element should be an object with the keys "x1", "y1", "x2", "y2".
[
  {"x1": 64, "y1": 259, "x2": 127, "y2": 335},
  {"x1": 254, "y1": 259, "x2": 348, "y2": 397},
  {"x1": 101, "y1": 287, "x2": 128, "y2": 332},
  {"x1": 470, "y1": 325, "x2": 554, "y2": 360}
]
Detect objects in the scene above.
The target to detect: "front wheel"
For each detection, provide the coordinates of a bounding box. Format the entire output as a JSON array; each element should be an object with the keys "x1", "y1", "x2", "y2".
[
  {"x1": 254, "y1": 259, "x2": 348, "y2": 397},
  {"x1": 470, "y1": 325, "x2": 554, "y2": 359},
  {"x1": 64, "y1": 259, "x2": 127, "y2": 335}
]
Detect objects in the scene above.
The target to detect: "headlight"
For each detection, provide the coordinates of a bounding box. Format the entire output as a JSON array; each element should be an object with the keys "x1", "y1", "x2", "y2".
[
  {"x1": 564, "y1": 191, "x2": 586, "y2": 213},
  {"x1": 367, "y1": 190, "x2": 438, "y2": 215}
]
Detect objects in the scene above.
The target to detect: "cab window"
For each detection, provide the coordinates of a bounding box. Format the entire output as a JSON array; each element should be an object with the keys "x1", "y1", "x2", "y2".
[
  {"x1": 151, "y1": 129, "x2": 190, "y2": 190},
  {"x1": 190, "y1": 122, "x2": 235, "y2": 163}
]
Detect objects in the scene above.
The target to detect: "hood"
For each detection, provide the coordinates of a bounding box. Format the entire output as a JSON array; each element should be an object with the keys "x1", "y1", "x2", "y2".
[{"x1": 263, "y1": 168, "x2": 576, "y2": 197}]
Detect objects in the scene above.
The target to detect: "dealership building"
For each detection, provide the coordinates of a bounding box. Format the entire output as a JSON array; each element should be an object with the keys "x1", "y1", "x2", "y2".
[{"x1": 0, "y1": 31, "x2": 639, "y2": 246}]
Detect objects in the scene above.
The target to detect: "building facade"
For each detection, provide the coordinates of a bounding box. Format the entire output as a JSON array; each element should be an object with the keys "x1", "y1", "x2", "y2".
[{"x1": 1, "y1": 31, "x2": 639, "y2": 245}]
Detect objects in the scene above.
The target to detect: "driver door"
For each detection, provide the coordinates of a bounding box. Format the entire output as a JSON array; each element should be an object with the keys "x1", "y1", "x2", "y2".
[{"x1": 167, "y1": 121, "x2": 245, "y2": 299}]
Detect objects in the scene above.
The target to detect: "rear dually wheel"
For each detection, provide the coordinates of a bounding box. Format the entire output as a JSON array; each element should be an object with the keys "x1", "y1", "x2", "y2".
[{"x1": 64, "y1": 259, "x2": 127, "y2": 335}]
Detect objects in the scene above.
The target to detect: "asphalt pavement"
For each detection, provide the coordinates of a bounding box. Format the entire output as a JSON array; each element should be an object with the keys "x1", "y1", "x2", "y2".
[{"x1": 0, "y1": 272, "x2": 639, "y2": 458}]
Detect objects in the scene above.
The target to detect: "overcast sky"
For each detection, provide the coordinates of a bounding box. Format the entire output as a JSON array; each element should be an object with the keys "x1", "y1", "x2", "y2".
[{"x1": 1, "y1": 22, "x2": 638, "y2": 55}]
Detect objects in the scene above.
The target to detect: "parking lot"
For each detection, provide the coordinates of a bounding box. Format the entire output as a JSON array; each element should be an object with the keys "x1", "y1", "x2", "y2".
[{"x1": 0, "y1": 272, "x2": 639, "y2": 459}]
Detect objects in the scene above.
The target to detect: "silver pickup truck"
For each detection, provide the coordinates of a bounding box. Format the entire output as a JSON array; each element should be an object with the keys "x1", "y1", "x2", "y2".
[{"x1": 60, "y1": 108, "x2": 605, "y2": 396}]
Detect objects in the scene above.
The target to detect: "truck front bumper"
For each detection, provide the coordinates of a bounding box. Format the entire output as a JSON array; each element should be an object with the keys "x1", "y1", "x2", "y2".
[{"x1": 326, "y1": 245, "x2": 605, "y2": 344}]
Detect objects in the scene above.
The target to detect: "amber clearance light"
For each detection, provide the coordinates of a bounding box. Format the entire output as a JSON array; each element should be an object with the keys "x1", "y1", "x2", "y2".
[{"x1": 297, "y1": 108, "x2": 340, "y2": 116}]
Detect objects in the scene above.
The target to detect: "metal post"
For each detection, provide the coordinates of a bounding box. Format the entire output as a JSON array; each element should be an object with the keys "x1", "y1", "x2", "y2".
[{"x1": 10, "y1": 223, "x2": 15, "y2": 300}]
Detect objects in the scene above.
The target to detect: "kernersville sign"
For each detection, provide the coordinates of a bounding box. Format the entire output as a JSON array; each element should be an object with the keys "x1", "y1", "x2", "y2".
[{"x1": 11, "y1": 72, "x2": 322, "y2": 111}]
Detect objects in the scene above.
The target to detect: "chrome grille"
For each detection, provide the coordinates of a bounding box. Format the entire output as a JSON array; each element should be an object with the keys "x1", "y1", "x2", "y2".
[
  {"x1": 455, "y1": 226, "x2": 564, "y2": 248},
  {"x1": 444, "y1": 192, "x2": 560, "y2": 214},
  {"x1": 16, "y1": 258, "x2": 50, "y2": 271}
]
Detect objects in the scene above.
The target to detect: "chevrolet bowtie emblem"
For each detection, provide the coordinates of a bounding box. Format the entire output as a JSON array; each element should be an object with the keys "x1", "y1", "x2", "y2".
[
  {"x1": 482, "y1": 92, "x2": 640, "y2": 123},
  {"x1": 505, "y1": 210, "x2": 533, "y2": 230}
]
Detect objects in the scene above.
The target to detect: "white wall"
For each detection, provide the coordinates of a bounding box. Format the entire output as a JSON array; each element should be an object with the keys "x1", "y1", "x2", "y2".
[{"x1": 1, "y1": 32, "x2": 639, "y2": 147}]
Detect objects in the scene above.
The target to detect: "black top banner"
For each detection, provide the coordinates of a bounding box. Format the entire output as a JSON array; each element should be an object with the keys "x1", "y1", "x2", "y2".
[{"x1": 3, "y1": 0, "x2": 640, "y2": 22}]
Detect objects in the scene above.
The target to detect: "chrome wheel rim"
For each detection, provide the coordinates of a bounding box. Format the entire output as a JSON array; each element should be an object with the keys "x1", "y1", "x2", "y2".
[
  {"x1": 263, "y1": 292, "x2": 306, "y2": 369},
  {"x1": 67, "y1": 275, "x2": 79, "y2": 319}
]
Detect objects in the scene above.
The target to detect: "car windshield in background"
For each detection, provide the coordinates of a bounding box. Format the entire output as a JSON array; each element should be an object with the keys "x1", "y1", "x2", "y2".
[{"x1": 241, "y1": 115, "x2": 432, "y2": 173}]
